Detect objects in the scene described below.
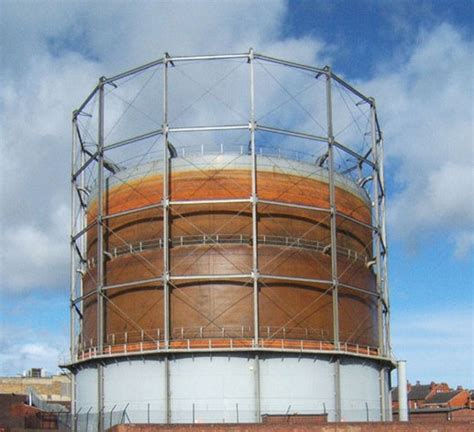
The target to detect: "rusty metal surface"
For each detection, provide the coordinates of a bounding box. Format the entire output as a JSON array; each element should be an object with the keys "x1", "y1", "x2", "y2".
[{"x1": 81, "y1": 157, "x2": 376, "y2": 351}]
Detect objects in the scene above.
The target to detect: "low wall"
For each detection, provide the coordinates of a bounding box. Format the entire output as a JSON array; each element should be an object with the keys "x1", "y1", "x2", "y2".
[{"x1": 109, "y1": 421, "x2": 474, "y2": 432}]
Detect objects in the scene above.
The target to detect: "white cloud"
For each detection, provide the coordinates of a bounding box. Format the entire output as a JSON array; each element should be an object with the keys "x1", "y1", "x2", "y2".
[
  {"x1": 363, "y1": 24, "x2": 474, "y2": 254},
  {"x1": 0, "y1": 0, "x2": 472, "y2": 396},
  {"x1": 1, "y1": 205, "x2": 69, "y2": 290},
  {"x1": 0, "y1": 324, "x2": 67, "y2": 376},
  {"x1": 0, "y1": 0, "x2": 327, "y2": 293},
  {"x1": 0, "y1": 3, "x2": 472, "y2": 300}
]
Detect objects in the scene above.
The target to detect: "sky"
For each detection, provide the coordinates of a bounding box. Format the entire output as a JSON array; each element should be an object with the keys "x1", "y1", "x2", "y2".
[{"x1": 0, "y1": 0, "x2": 472, "y2": 389}]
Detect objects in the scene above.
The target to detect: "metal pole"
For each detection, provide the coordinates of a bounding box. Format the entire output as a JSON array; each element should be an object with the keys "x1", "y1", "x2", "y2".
[
  {"x1": 85, "y1": 408, "x2": 90, "y2": 432},
  {"x1": 397, "y1": 360, "x2": 409, "y2": 422},
  {"x1": 70, "y1": 374, "x2": 76, "y2": 432},
  {"x1": 162, "y1": 54, "x2": 171, "y2": 424},
  {"x1": 379, "y1": 134, "x2": 391, "y2": 356},
  {"x1": 70, "y1": 116, "x2": 77, "y2": 361},
  {"x1": 249, "y1": 47, "x2": 261, "y2": 422},
  {"x1": 255, "y1": 53, "x2": 328, "y2": 76},
  {"x1": 380, "y1": 367, "x2": 387, "y2": 421},
  {"x1": 163, "y1": 55, "x2": 170, "y2": 348},
  {"x1": 79, "y1": 124, "x2": 87, "y2": 355},
  {"x1": 96, "y1": 78, "x2": 105, "y2": 432},
  {"x1": 334, "y1": 358, "x2": 341, "y2": 422},
  {"x1": 110, "y1": 404, "x2": 116, "y2": 429},
  {"x1": 70, "y1": 116, "x2": 77, "y2": 431},
  {"x1": 326, "y1": 67, "x2": 341, "y2": 422},
  {"x1": 254, "y1": 353, "x2": 261, "y2": 423},
  {"x1": 370, "y1": 99, "x2": 384, "y2": 357},
  {"x1": 370, "y1": 99, "x2": 387, "y2": 422},
  {"x1": 249, "y1": 47, "x2": 259, "y2": 345}
]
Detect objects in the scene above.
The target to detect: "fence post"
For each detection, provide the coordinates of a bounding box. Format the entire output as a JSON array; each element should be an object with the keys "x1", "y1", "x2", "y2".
[
  {"x1": 121, "y1": 403, "x2": 130, "y2": 424},
  {"x1": 110, "y1": 404, "x2": 117, "y2": 429},
  {"x1": 236, "y1": 403, "x2": 239, "y2": 423},
  {"x1": 74, "y1": 407, "x2": 82, "y2": 432},
  {"x1": 192, "y1": 403, "x2": 195, "y2": 424},
  {"x1": 85, "y1": 407, "x2": 92, "y2": 432}
]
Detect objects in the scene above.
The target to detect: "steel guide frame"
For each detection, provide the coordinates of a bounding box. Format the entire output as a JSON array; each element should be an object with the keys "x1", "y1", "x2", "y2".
[{"x1": 69, "y1": 50, "x2": 392, "y2": 428}]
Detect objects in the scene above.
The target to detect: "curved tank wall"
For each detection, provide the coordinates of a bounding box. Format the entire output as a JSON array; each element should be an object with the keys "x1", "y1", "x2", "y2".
[
  {"x1": 72, "y1": 153, "x2": 390, "y2": 428},
  {"x1": 80, "y1": 154, "x2": 377, "y2": 351},
  {"x1": 74, "y1": 353, "x2": 391, "y2": 429},
  {"x1": 69, "y1": 52, "x2": 393, "y2": 430}
]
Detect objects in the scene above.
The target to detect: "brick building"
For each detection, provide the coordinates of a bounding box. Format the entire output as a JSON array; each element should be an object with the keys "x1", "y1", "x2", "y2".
[
  {"x1": 392, "y1": 380, "x2": 473, "y2": 423},
  {"x1": 0, "y1": 369, "x2": 71, "y2": 404},
  {"x1": 423, "y1": 388, "x2": 471, "y2": 409}
]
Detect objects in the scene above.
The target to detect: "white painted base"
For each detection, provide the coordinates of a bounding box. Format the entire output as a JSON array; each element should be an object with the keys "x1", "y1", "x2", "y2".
[{"x1": 74, "y1": 353, "x2": 389, "y2": 429}]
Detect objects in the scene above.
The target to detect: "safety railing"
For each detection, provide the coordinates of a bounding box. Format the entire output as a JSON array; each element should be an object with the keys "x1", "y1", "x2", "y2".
[
  {"x1": 86, "y1": 234, "x2": 369, "y2": 269},
  {"x1": 73, "y1": 335, "x2": 381, "y2": 363},
  {"x1": 100, "y1": 143, "x2": 350, "y2": 175},
  {"x1": 87, "y1": 144, "x2": 366, "y2": 200},
  {"x1": 79, "y1": 326, "x2": 331, "y2": 348}
]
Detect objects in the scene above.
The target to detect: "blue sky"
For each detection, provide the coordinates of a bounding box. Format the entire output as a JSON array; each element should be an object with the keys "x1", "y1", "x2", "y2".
[
  {"x1": 283, "y1": 0, "x2": 473, "y2": 77},
  {"x1": 0, "y1": 0, "x2": 472, "y2": 388}
]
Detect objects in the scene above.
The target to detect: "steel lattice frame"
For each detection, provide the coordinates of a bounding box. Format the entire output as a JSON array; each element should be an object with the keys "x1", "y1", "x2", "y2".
[{"x1": 69, "y1": 50, "x2": 393, "y2": 428}]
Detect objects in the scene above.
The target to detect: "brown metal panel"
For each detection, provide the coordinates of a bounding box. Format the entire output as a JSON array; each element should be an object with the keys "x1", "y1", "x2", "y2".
[{"x1": 82, "y1": 166, "x2": 377, "y2": 349}]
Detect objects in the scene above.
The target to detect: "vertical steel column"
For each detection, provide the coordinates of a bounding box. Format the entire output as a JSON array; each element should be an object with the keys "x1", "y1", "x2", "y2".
[
  {"x1": 80, "y1": 174, "x2": 86, "y2": 356},
  {"x1": 162, "y1": 54, "x2": 171, "y2": 424},
  {"x1": 70, "y1": 116, "x2": 78, "y2": 360},
  {"x1": 96, "y1": 78, "x2": 106, "y2": 432},
  {"x1": 163, "y1": 55, "x2": 170, "y2": 348},
  {"x1": 79, "y1": 127, "x2": 87, "y2": 351},
  {"x1": 380, "y1": 367, "x2": 387, "y2": 421},
  {"x1": 334, "y1": 358, "x2": 341, "y2": 421},
  {"x1": 249, "y1": 47, "x2": 261, "y2": 422},
  {"x1": 370, "y1": 99, "x2": 384, "y2": 355},
  {"x1": 371, "y1": 100, "x2": 387, "y2": 421},
  {"x1": 70, "y1": 115, "x2": 77, "y2": 431},
  {"x1": 379, "y1": 134, "x2": 391, "y2": 356},
  {"x1": 78, "y1": 123, "x2": 87, "y2": 357},
  {"x1": 325, "y1": 67, "x2": 341, "y2": 421},
  {"x1": 249, "y1": 48, "x2": 259, "y2": 346}
]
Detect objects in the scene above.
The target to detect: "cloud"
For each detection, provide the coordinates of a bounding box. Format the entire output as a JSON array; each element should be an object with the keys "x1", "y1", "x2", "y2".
[
  {"x1": 0, "y1": 0, "x2": 327, "y2": 293},
  {"x1": 0, "y1": 324, "x2": 67, "y2": 376},
  {"x1": 0, "y1": 3, "x2": 472, "y2": 300},
  {"x1": 0, "y1": 50, "x2": 101, "y2": 292},
  {"x1": 363, "y1": 24, "x2": 474, "y2": 255},
  {"x1": 0, "y1": 2, "x2": 248, "y2": 293},
  {"x1": 1, "y1": 205, "x2": 69, "y2": 290},
  {"x1": 0, "y1": 1, "x2": 472, "y2": 396}
]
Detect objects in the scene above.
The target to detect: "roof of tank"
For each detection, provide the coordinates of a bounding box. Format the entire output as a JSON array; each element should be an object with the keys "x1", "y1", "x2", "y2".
[{"x1": 91, "y1": 154, "x2": 370, "y2": 204}]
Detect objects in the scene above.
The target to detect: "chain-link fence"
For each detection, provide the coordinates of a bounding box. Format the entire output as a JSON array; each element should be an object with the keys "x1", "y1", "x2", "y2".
[{"x1": 60, "y1": 405, "x2": 392, "y2": 431}]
